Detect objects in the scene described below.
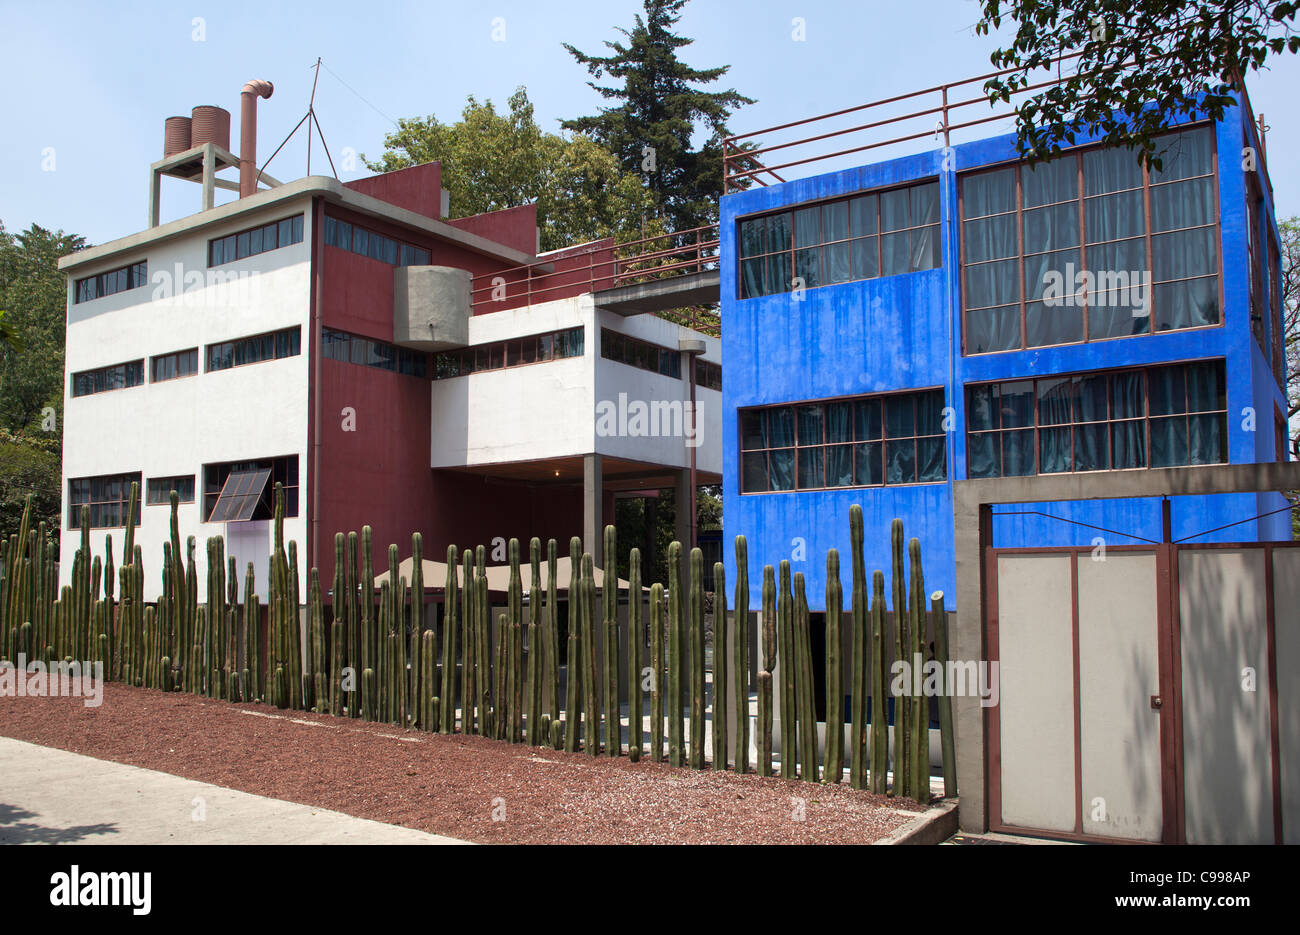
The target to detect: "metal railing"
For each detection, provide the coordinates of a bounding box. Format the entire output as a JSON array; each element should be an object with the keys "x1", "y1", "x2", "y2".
[
  {"x1": 723, "y1": 54, "x2": 1087, "y2": 193},
  {"x1": 469, "y1": 223, "x2": 719, "y2": 312}
]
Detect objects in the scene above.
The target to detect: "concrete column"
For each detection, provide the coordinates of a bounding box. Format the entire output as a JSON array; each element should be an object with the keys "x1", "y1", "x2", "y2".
[
  {"x1": 952, "y1": 502, "x2": 990, "y2": 832},
  {"x1": 673, "y1": 468, "x2": 691, "y2": 558},
  {"x1": 584, "y1": 453, "x2": 603, "y2": 568}
]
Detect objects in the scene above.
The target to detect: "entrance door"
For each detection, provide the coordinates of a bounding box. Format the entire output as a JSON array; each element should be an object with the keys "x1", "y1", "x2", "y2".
[{"x1": 989, "y1": 547, "x2": 1164, "y2": 842}]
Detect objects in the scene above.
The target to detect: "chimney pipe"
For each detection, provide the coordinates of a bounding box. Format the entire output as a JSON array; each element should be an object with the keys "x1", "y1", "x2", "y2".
[{"x1": 239, "y1": 79, "x2": 274, "y2": 197}]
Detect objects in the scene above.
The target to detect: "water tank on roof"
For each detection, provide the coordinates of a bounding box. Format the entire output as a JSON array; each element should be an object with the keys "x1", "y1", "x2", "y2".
[
  {"x1": 190, "y1": 105, "x2": 231, "y2": 151},
  {"x1": 163, "y1": 116, "x2": 192, "y2": 156}
]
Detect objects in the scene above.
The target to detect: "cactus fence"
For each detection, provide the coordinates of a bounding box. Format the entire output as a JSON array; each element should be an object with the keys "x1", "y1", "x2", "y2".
[{"x1": 1, "y1": 487, "x2": 956, "y2": 799}]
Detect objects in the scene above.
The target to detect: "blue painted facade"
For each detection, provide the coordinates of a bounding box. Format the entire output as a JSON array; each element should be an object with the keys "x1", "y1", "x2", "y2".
[{"x1": 721, "y1": 97, "x2": 1291, "y2": 611}]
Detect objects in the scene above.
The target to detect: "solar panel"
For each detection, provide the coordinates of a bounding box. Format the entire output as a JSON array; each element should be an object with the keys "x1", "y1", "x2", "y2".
[{"x1": 208, "y1": 468, "x2": 272, "y2": 523}]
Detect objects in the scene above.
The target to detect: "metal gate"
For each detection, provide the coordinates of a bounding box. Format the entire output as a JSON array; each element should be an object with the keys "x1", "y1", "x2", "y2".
[{"x1": 985, "y1": 535, "x2": 1297, "y2": 844}]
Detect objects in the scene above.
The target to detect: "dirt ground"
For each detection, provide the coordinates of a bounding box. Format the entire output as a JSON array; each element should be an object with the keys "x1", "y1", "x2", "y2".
[{"x1": 0, "y1": 682, "x2": 919, "y2": 844}]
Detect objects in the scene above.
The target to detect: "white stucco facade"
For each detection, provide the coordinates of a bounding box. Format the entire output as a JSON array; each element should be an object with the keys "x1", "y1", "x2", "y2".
[
  {"x1": 429, "y1": 295, "x2": 721, "y2": 474},
  {"x1": 59, "y1": 201, "x2": 314, "y2": 601}
]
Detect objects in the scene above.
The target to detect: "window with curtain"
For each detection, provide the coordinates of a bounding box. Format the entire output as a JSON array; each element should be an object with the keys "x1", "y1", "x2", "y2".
[
  {"x1": 740, "y1": 389, "x2": 946, "y2": 493},
  {"x1": 960, "y1": 125, "x2": 1219, "y2": 354},
  {"x1": 967, "y1": 360, "x2": 1227, "y2": 477},
  {"x1": 738, "y1": 180, "x2": 941, "y2": 299}
]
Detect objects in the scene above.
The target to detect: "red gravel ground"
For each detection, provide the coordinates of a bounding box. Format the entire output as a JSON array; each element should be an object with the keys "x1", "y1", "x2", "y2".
[{"x1": 0, "y1": 683, "x2": 920, "y2": 844}]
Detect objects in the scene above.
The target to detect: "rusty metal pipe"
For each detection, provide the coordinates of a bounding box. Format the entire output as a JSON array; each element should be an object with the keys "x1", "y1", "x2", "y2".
[{"x1": 239, "y1": 79, "x2": 274, "y2": 197}]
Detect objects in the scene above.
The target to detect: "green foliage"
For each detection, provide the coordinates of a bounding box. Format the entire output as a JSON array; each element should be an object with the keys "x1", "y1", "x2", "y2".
[
  {"x1": 977, "y1": 1, "x2": 1300, "y2": 166},
  {"x1": 612, "y1": 483, "x2": 721, "y2": 586},
  {"x1": 561, "y1": 0, "x2": 754, "y2": 232},
  {"x1": 364, "y1": 88, "x2": 657, "y2": 252},
  {"x1": 0, "y1": 221, "x2": 86, "y2": 550}
]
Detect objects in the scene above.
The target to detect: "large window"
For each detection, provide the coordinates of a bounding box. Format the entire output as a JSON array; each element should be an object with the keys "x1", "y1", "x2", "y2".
[
  {"x1": 322, "y1": 328, "x2": 427, "y2": 378},
  {"x1": 72, "y1": 360, "x2": 144, "y2": 397},
  {"x1": 206, "y1": 327, "x2": 301, "y2": 372},
  {"x1": 208, "y1": 215, "x2": 304, "y2": 266},
  {"x1": 961, "y1": 125, "x2": 1219, "y2": 354},
  {"x1": 740, "y1": 389, "x2": 946, "y2": 493},
  {"x1": 68, "y1": 472, "x2": 142, "y2": 529},
  {"x1": 322, "y1": 215, "x2": 431, "y2": 267},
  {"x1": 203, "y1": 456, "x2": 298, "y2": 522},
  {"x1": 966, "y1": 360, "x2": 1227, "y2": 477},
  {"x1": 601, "y1": 329, "x2": 681, "y2": 378},
  {"x1": 74, "y1": 261, "x2": 147, "y2": 303},
  {"x1": 433, "y1": 327, "x2": 585, "y2": 379},
  {"x1": 146, "y1": 475, "x2": 195, "y2": 505},
  {"x1": 696, "y1": 358, "x2": 722, "y2": 392},
  {"x1": 151, "y1": 348, "x2": 198, "y2": 383},
  {"x1": 738, "y1": 180, "x2": 941, "y2": 299}
]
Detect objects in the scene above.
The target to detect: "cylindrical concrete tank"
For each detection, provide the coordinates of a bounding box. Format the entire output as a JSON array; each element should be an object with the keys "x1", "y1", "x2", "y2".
[
  {"x1": 163, "y1": 116, "x2": 192, "y2": 156},
  {"x1": 190, "y1": 105, "x2": 231, "y2": 150}
]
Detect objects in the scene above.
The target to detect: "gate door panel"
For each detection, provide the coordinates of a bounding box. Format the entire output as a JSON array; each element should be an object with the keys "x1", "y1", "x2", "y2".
[
  {"x1": 996, "y1": 554, "x2": 1076, "y2": 833},
  {"x1": 1077, "y1": 553, "x2": 1162, "y2": 842}
]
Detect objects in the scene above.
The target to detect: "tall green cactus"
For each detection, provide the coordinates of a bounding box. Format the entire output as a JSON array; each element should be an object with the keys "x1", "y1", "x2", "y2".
[
  {"x1": 440, "y1": 544, "x2": 458, "y2": 733},
  {"x1": 758, "y1": 564, "x2": 776, "y2": 778},
  {"x1": 777, "y1": 560, "x2": 796, "y2": 780},
  {"x1": 733, "y1": 536, "x2": 750, "y2": 774},
  {"x1": 712, "y1": 561, "x2": 728, "y2": 771},
  {"x1": 648, "y1": 581, "x2": 664, "y2": 763},
  {"x1": 527, "y1": 538, "x2": 542, "y2": 746},
  {"x1": 890, "y1": 518, "x2": 908, "y2": 797},
  {"x1": 870, "y1": 570, "x2": 889, "y2": 794},
  {"x1": 627, "y1": 547, "x2": 643, "y2": 761},
  {"x1": 931, "y1": 590, "x2": 956, "y2": 798},
  {"x1": 825, "y1": 549, "x2": 843, "y2": 784},
  {"x1": 309, "y1": 569, "x2": 326, "y2": 713},
  {"x1": 411, "y1": 533, "x2": 425, "y2": 728},
  {"x1": 581, "y1": 552, "x2": 600, "y2": 756},
  {"x1": 688, "y1": 548, "x2": 706, "y2": 770},
  {"x1": 666, "y1": 541, "x2": 683, "y2": 767},
  {"x1": 545, "y1": 538, "x2": 559, "y2": 731},
  {"x1": 564, "y1": 544, "x2": 581, "y2": 754},
  {"x1": 602, "y1": 525, "x2": 619, "y2": 757},
  {"x1": 849, "y1": 506, "x2": 868, "y2": 789},
  {"x1": 793, "y1": 572, "x2": 818, "y2": 783},
  {"x1": 908, "y1": 538, "x2": 929, "y2": 805}
]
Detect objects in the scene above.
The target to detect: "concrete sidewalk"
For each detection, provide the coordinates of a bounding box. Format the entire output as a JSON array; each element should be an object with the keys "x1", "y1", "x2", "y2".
[{"x1": 0, "y1": 737, "x2": 468, "y2": 845}]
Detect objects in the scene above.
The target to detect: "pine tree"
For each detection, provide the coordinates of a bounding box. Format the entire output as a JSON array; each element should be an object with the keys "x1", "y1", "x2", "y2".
[{"x1": 561, "y1": 0, "x2": 754, "y2": 232}]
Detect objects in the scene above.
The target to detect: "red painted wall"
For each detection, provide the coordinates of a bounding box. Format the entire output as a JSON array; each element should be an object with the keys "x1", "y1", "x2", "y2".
[
  {"x1": 446, "y1": 203, "x2": 537, "y2": 255},
  {"x1": 310, "y1": 184, "x2": 605, "y2": 579},
  {"x1": 427, "y1": 471, "x2": 585, "y2": 557},
  {"x1": 344, "y1": 162, "x2": 442, "y2": 220}
]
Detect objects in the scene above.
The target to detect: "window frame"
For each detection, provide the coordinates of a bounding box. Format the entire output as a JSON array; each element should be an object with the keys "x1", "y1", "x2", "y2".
[
  {"x1": 736, "y1": 178, "x2": 943, "y2": 300},
  {"x1": 738, "y1": 387, "x2": 948, "y2": 495},
  {"x1": 146, "y1": 475, "x2": 196, "y2": 505},
  {"x1": 958, "y1": 123, "x2": 1224, "y2": 355},
  {"x1": 965, "y1": 360, "x2": 1229, "y2": 478},
  {"x1": 71, "y1": 360, "x2": 145, "y2": 397},
  {"x1": 68, "y1": 472, "x2": 142, "y2": 529},
  {"x1": 433, "y1": 326, "x2": 586, "y2": 379},
  {"x1": 150, "y1": 348, "x2": 199, "y2": 384},
  {"x1": 74, "y1": 261, "x2": 148, "y2": 304},
  {"x1": 202, "y1": 456, "x2": 299, "y2": 522},
  {"x1": 205, "y1": 327, "x2": 301, "y2": 373}
]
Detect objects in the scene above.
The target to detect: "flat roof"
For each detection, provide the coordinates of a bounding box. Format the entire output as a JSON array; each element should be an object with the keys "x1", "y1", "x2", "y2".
[{"x1": 58, "y1": 175, "x2": 550, "y2": 275}]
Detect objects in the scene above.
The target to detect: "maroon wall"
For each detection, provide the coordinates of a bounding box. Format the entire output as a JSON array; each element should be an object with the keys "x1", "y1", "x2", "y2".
[
  {"x1": 344, "y1": 162, "x2": 442, "y2": 220},
  {"x1": 447, "y1": 203, "x2": 538, "y2": 255},
  {"x1": 427, "y1": 471, "x2": 585, "y2": 558}
]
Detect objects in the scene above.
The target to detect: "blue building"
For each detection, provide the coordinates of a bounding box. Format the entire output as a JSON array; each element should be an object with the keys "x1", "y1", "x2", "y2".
[{"x1": 721, "y1": 90, "x2": 1291, "y2": 610}]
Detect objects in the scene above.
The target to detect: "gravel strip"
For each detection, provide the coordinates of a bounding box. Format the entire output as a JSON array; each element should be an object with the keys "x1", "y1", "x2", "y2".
[{"x1": 0, "y1": 683, "x2": 917, "y2": 844}]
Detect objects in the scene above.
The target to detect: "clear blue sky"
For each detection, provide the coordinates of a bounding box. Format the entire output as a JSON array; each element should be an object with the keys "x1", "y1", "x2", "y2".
[{"x1": 3, "y1": 0, "x2": 1298, "y2": 246}]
